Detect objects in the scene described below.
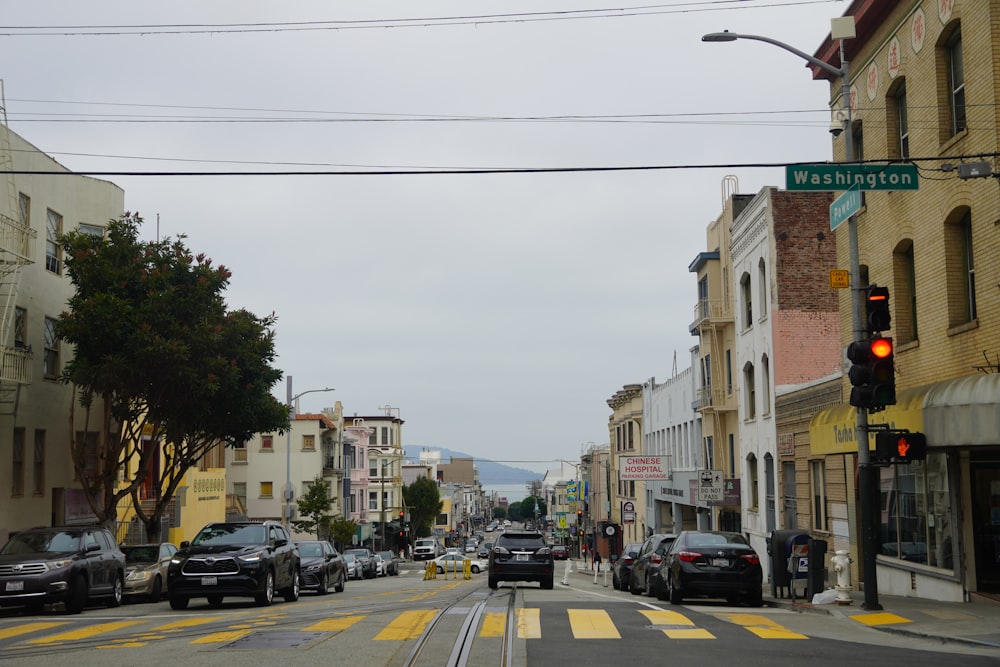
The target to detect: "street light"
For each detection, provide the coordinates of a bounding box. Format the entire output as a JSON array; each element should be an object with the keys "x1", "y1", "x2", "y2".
[
  {"x1": 284, "y1": 376, "x2": 335, "y2": 529},
  {"x1": 702, "y1": 20, "x2": 882, "y2": 610}
]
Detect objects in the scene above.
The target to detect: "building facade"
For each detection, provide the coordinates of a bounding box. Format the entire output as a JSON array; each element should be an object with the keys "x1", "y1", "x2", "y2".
[{"x1": 607, "y1": 384, "x2": 645, "y2": 549}]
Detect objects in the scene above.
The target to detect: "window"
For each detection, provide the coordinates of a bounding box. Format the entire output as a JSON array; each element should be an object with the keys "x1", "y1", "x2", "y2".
[
  {"x1": 892, "y1": 239, "x2": 918, "y2": 344},
  {"x1": 743, "y1": 362, "x2": 756, "y2": 420},
  {"x1": 233, "y1": 482, "x2": 246, "y2": 508},
  {"x1": 370, "y1": 458, "x2": 379, "y2": 478},
  {"x1": 740, "y1": 272, "x2": 752, "y2": 329},
  {"x1": 261, "y1": 435, "x2": 273, "y2": 451},
  {"x1": 747, "y1": 454, "x2": 759, "y2": 510},
  {"x1": 43, "y1": 316, "x2": 59, "y2": 378},
  {"x1": 761, "y1": 354, "x2": 771, "y2": 416},
  {"x1": 757, "y1": 259, "x2": 767, "y2": 321},
  {"x1": 33, "y1": 430, "x2": 44, "y2": 495},
  {"x1": 302, "y1": 434, "x2": 315, "y2": 451},
  {"x1": 260, "y1": 481, "x2": 273, "y2": 498},
  {"x1": 13, "y1": 307, "x2": 25, "y2": 349},
  {"x1": 697, "y1": 276, "x2": 709, "y2": 319},
  {"x1": 725, "y1": 349, "x2": 732, "y2": 394},
  {"x1": 945, "y1": 209, "x2": 976, "y2": 326},
  {"x1": 727, "y1": 434, "x2": 735, "y2": 477},
  {"x1": 879, "y1": 453, "x2": 951, "y2": 568},
  {"x1": 233, "y1": 441, "x2": 247, "y2": 463},
  {"x1": 889, "y1": 81, "x2": 909, "y2": 158},
  {"x1": 75, "y1": 431, "x2": 100, "y2": 479},
  {"x1": 704, "y1": 436, "x2": 714, "y2": 470},
  {"x1": 947, "y1": 28, "x2": 966, "y2": 136},
  {"x1": 811, "y1": 460, "x2": 827, "y2": 531},
  {"x1": 45, "y1": 210, "x2": 62, "y2": 274},
  {"x1": 18, "y1": 192, "x2": 29, "y2": 227},
  {"x1": 381, "y1": 426, "x2": 388, "y2": 445},
  {"x1": 369, "y1": 491, "x2": 378, "y2": 510},
  {"x1": 78, "y1": 223, "x2": 103, "y2": 237},
  {"x1": 12, "y1": 428, "x2": 24, "y2": 497}
]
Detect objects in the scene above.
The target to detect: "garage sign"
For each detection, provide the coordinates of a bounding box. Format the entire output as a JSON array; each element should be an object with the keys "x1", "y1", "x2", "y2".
[{"x1": 618, "y1": 455, "x2": 670, "y2": 481}]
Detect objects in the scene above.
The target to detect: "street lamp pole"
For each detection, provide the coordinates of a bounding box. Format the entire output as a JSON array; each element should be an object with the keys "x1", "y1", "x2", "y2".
[
  {"x1": 284, "y1": 376, "x2": 335, "y2": 530},
  {"x1": 703, "y1": 23, "x2": 880, "y2": 610}
]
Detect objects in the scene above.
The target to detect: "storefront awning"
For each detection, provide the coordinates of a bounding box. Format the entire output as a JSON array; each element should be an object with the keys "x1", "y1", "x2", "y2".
[
  {"x1": 924, "y1": 373, "x2": 1000, "y2": 446},
  {"x1": 809, "y1": 386, "x2": 926, "y2": 455}
]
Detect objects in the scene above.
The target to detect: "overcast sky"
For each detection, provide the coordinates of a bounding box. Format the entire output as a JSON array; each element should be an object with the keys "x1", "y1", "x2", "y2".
[{"x1": 5, "y1": 0, "x2": 847, "y2": 473}]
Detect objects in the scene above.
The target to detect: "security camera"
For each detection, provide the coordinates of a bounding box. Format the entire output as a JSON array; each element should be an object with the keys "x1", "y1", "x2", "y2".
[{"x1": 830, "y1": 109, "x2": 848, "y2": 137}]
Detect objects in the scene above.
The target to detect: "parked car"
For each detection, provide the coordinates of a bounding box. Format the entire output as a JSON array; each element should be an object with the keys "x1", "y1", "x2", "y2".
[
  {"x1": 551, "y1": 544, "x2": 569, "y2": 560},
  {"x1": 343, "y1": 553, "x2": 363, "y2": 580},
  {"x1": 0, "y1": 525, "x2": 126, "y2": 614},
  {"x1": 433, "y1": 553, "x2": 487, "y2": 574},
  {"x1": 487, "y1": 529, "x2": 554, "y2": 589},
  {"x1": 374, "y1": 553, "x2": 387, "y2": 577},
  {"x1": 167, "y1": 521, "x2": 300, "y2": 609},
  {"x1": 296, "y1": 540, "x2": 346, "y2": 595},
  {"x1": 464, "y1": 540, "x2": 478, "y2": 553},
  {"x1": 630, "y1": 533, "x2": 677, "y2": 597},
  {"x1": 377, "y1": 550, "x2": 400, "y2": 576},
  {"x1": 612, "y1": 542, "x2": 643, "y2": 591},
  {"x1": 343, "y1": 548, "x2": 377, "y2": 579},
  {"x1": 413, "y1": 538, "x2": 443, "y2": 561},
  {"x1": 659, "y1": 530, "x2": 763, "y2": 606},
  {"x1": 121, "y1": 542, "x2": 178, "y2": 602},
  {"x1": 476, "y1": 541, "x2": 494, "y2": 559}
]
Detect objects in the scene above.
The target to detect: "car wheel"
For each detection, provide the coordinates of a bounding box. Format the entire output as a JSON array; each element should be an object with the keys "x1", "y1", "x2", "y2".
[
  {"x1": 107, "y1": 574, "x2": 124, "y2": 608},
  {"x1": 282, "y1": 571, "x2": 300, "y2": 602},
  {"x1": 150, "y1": 575, "x2": 163, "y2": 602},
  {"x1": 334, "y1": 571, "x2": 345, "y2": 593},
  {"x1": 668, "y1": 574, "x2": 683, "y2": 605},
  {"x1": 541, "y1": 576, "x2": 554, "y2": 590},
  {"x1": 66, "y1": 574, "x2": 87, "y2": 614},
  {"x1": 646, "y1": 574, "x2": 656, "y2": 598},
  {"x1": 655, "y1": 576, "x2": 668, "y2": 601},
  {"x1": 207, "y1": 594, "x2": 224, "y2": 607},
  {"x1": 168, "y1": 595, "x2": 189, "y2": 610},
  {"x1": 488, "y1": 575, "x2": 498, "y2": 589},
  {"x1": 437, "y1": 566, "x2": 444, "y2": 574},
  {"x1": 745, "y1": 589, "x2": 764, "y2": 607},
  {"x1": 629, "y1": 573, "x2": 642, "y2": 596},
  {"x1": 255, "y1": 570, "x2": 275, "y2": 606},
  {"x1": 317, "y1": 571, "x2": 329, "y2": 595},
  {"x1": 612, "y1": 573, "x2": 620, "y2": 590},
  {"x1": 472, "y1": 565, "x2": 480, "y2": 574}
]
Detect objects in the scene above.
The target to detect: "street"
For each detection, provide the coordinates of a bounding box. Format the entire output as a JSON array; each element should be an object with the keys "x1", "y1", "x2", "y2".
[{"x1": 0, "y1": 562, "x2": 997, "y2": 667}]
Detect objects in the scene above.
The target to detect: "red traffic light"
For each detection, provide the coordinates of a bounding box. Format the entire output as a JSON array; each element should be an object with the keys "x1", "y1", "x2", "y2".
[
  {"x1": 870, "y1": 337, "x2": 892, "y2": 358},
  {"x1": 875, "y1": 431, "x2": 927, "y2": 463}
]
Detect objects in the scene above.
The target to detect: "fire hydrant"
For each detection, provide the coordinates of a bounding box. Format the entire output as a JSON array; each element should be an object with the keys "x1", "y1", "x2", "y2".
[{"x1": 831, "y1": 550, "x2": 853, "y2": 605}]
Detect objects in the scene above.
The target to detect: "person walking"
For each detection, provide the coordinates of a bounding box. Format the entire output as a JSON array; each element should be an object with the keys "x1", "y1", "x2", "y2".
[{"x1": 593, "y1": 549, "x2": 603, "y2": 572}]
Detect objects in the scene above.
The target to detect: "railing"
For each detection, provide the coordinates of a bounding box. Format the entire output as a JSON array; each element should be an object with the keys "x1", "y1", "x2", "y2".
[
  {"x1": 694, "y1": 386, "x2": 733, "y2": 411},
  {"x1": 691, "y1": 298, "x2": 732, "y2": 331},
  {"x1": 0, "y1": 213, "x2": 35, "y2": 263},
  {"x1": 0, "y1": 345, "x2": 31, "y2": 384}
]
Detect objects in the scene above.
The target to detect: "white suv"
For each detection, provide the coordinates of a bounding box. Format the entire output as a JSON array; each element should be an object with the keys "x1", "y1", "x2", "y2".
[{"x1": 413, "y1": 538, "x2": 442, "y2": 561}]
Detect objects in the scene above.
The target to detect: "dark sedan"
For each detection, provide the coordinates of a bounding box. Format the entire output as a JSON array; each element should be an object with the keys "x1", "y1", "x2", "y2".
[
  {"x1": 612, "y1": 542, "x2": 643, "y2": 591},
  {"x1": 296, "y1": 541, "x2": 346, "y2": 594},
  {"x1": 629, "y1": 533, "x2": 676, "y2": 597},
  {"x1": 377, "y1": 551, "x2": 401, "y2": 576},
  {"x1": 343, "y1": 548, "x2": 377, "y2": 579},
  {"x1": 660, "y1": 530, "x2": 763, "y2": 606}
]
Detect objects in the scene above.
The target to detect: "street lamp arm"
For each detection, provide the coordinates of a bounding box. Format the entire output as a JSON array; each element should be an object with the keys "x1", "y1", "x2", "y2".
[
  {"x1": 701, "y1": 31, "x2": 844, "y2": 78},
  {"x1": 291, "y1": 387, "x2": 336, "y2": 405}
]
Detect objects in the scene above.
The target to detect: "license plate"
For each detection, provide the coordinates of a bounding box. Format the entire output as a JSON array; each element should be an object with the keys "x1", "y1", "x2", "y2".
[
  {"x1": 201, "y1": 576, "x2": 218, "y2": 586},
  {"x1": 711, "y1": 558, "x2": 729, "y2": 567},
  {"x1": 516, "y1": 554, "x2": 529, "y2": 562},
  {"x1": 5, "y1": 581, "x2": 23, "y2": 592}
]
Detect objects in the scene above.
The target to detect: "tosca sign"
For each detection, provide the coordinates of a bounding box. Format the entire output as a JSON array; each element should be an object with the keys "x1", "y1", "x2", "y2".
[{"x1": 786, "y1": 164, "x2": 919, "y2": 191}]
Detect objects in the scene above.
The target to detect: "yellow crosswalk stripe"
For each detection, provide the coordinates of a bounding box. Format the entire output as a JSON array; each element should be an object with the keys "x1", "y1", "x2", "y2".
[
  {"x1": 374, "y1": 610, "x2": 436, "y2": 640},
  {"x1": 639, "y1": 609, "x2": 715, "y2": 639},
  {"x1": 717, "y1": 613, "x2": 808, "y2": 639},
  {"x1": 567, "y1": 609, "x2": 620, "y2": 639},
  {"x1": 304, "y1": 616, "x2": 366, "y2": 632},
  {"x1": 0, "y1": 622, "x2": 68, "y2": 640},
  {"x1": 849, "y1": 612, "x2": 911, "y2": 627},
  {"x1": 25, "y1": 620, "x2": 143, "y2": 645},
  {"x1": 152, "y1": 616, "x2": 225, "y2": 631},
  {"x1": 479, "y1": 611, "x2": 506, "y2": 637},
  {"x1": 516, "y1": 608, "x2": 541, "y2": 639},
  {"x1": 191, "y1": 630, "x2": 253, "y2": 644}
]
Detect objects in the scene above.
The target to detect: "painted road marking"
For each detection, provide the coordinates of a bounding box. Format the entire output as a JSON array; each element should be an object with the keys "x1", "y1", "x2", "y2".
[
  {"x1": 567, "y1": 609, "x2": 620, "y2": 639},
  {"x1": 0, "y1": 622, "x2": 68, "y2": 640},
  {"x1": 517, "y1": 608, "x2": 541, "y2": 639},
  {"x1": 640, "y1": 609, "x2": 715, "y2": 639},
  {"x1": 374, "y1": 610, "x2": 436, "y2": 640},
  {"x1": 304, "y1": 615, "x2": 366, "y2": 632},
  {"x1": 717, "y1": 613, "x2": 808, "y2": 639},
  {"x1": 849, "y1": 612, "x2": 911, "y2": 627},
  {"x1": 25, "y1": 620, "x2": 143, "y2": 645},
  {"x1": 479, "y1": 611, "x2": 506, "y2": 637}
]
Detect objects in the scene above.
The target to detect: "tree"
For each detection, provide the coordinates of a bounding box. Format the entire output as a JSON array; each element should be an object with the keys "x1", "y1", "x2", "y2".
[
  {"x1": 402, "y1": 476, "x2": 443, "y2": 539},
  {"x1": 328, "y1": 516, "x2": 358, "y2": 553},
  {"x1": 521, "y1": 495, "x2": 547, "y2": 518},
  {"x1": 56, "y1": 213, "x2": 289, "y2": 538},
  {"x1": 293, "y1": 477, "x2": 335, "y2": 539},
  {"x1": 491, "y1": 507, "x2": 507, "y2": 520},
  {"x1": 507, "y1": 501, "x2": 522, "y2": 522}
]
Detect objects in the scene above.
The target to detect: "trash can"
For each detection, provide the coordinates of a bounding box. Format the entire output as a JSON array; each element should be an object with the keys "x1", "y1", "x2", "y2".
[
  {"x1": 806, "y1": 538, "x2": 828, "y2": 600},
  {"x1": 766, "y1": 530, "x2": 809, "y2": 599}
]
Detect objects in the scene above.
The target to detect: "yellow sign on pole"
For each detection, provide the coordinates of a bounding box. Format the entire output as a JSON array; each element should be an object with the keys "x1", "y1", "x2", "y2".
[{"x1": 830, "y1": 269, "x2": 850, "y2": 289}]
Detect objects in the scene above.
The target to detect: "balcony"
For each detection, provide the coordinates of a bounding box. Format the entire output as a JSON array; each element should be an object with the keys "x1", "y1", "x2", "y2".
[
  {"x1": 690, "y1": 298, "x2": 732, "y2": 335},
  {"x1": 0, "y1": 213, "x2": 36, "y2": 263},
  {"x1": 693, "y1": 386, "x2": 735, "y2": 413},
  {"x1": 0, "y1": 345, "x2": 31, "y2": 384}
]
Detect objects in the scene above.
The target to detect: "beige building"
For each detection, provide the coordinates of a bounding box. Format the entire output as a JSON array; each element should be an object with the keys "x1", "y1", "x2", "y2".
[
  {"x1": 805, "y1": 0, "x2": 1000, "y2": 601},
  {"x1": 607, "y1": 384, "x2": 645, "y2": 549}
]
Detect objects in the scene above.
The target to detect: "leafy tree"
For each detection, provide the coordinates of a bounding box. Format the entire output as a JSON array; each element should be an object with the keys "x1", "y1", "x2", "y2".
[
  {"x1": 402, "y1": 476, "x2": 443, "y2": 539},
  {"x1": 56, "y1": 213, "x2": 288, "y2": 538},
  {"x1": 491, "y1": 507, "x2": 506, "y2": 520},
  {"x1": 329, "y1": 516, "x2": 358, "y2": 552},
  {"x1": 293, "y1": 477, "x2": 335, "y2": 539},
  {"x1": 521, "y1": 495, "x2": 547, "y2": 518},
  {"x1": 508, "y1": 501, "x2": 522, "y2": 522}
]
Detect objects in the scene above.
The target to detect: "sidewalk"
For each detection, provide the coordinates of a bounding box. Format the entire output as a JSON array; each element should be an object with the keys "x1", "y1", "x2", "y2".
[{"x1": 564, "y1": 558, "x2": 1000, "y2": 650}]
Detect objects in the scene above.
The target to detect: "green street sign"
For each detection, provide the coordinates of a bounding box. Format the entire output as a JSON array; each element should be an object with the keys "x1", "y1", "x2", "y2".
[
  {"x1": 830, "y1": 187, "x2": 861, "y2": 231},
  {"x1": 786, "y1": 164, "x2": 919, "y2": 191}
]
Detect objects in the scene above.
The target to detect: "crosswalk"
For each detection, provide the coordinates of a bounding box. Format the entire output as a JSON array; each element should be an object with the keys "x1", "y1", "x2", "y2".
[{"x1": 0, "y1": 605, "x2": 891, "y2": 650}]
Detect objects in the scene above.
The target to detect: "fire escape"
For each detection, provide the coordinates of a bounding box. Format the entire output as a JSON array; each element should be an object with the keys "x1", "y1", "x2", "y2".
[{"x1": 0, "y1": 82, "x2": 37, "y2": 416}]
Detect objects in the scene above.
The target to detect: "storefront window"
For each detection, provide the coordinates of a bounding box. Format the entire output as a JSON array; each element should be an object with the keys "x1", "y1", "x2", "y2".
[{"x1": 878, "y1": 452, "x2": 952, "y2": 569}]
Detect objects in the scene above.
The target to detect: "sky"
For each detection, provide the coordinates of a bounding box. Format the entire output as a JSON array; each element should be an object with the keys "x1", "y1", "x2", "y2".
[{"x1": 3, "y1": 0, "x2": 848, "y2": 474}]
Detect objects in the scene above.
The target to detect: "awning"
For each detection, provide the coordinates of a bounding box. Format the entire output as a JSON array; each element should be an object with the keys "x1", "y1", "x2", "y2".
[
  {"x1": 809, "y1": 386, "x2": 926, "y2": 455},
  {"x1": 924, "y1": 373, "x2": 1000, "y2": 446}
]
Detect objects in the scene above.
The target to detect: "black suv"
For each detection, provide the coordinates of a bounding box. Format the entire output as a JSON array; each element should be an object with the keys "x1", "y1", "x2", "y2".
[
  {"x1": 488, "y1": 530, "x2": 554, "y2": 589},
  {"x1": 167, "y1": 521, "x2": 299, "y2": 609},
  {"x1": 0, "y1": 525, "x2": 125, "y2": 614}
]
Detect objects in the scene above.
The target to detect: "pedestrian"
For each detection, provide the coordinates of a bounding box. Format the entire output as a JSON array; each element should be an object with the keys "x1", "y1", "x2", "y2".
[{"x1": 594, "y1": 549, "x2": 603, "y2": 572}]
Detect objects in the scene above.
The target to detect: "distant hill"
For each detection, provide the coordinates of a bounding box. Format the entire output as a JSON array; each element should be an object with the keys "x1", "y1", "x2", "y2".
[{"x1": 404, "y1": 445, "x2": 543, "y2": 485}]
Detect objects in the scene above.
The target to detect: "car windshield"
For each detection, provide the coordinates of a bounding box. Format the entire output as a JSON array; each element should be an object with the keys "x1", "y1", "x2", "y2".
[
  {"x1": 687, "y1": 533, "x2": 748, "y2": 548},
  {"x1": 299, "y1": 543, "x2": 324, "y2": 558},
  {"x1": 345, "y1": 549, "x2": 368, "y2": 558},
  {"x1": 122, "y1": 546, "x2": 159, "y2": 563},
  {"x1": 192, "y1": 524, "x2": 266, "y2": 546},
  {"x1": 1, "y1": 531, "x2": 80, "y2": 555}
]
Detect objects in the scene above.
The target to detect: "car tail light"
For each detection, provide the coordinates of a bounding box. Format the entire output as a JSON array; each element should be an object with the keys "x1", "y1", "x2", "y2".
[
  {"x1": 493, "y1": 546, "x2": 511, "y2": 556},
  {"x1": 624, "y1": 557, "x2": 634, "y2": 565},
  {"x1": 740, "y1": 554, "x2": 760, "y2": 566},
  {"x1": 677, "y1": 551, "x2": 701, "y2": 563},
  {"x1": 651, "y1": 554, "x2": 662, "y2": 565},
  {"x1": 536, "y1": 547, "x2": 552, "y2": 557}
]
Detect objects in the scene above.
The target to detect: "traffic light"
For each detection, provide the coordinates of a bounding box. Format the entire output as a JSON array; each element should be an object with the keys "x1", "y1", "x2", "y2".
[
  {"x1": 577, "y1": 508, "x2": 583, "y2": 519},
  {"x1": 875, "y1": 431, "x2": 927, "y2": 463},
  {"x1": 848, "y1": 336, "x2": 896, "y2": 411},
  {"x1": 866, "y1": 285, "x2": 891, "y2": 333}
]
